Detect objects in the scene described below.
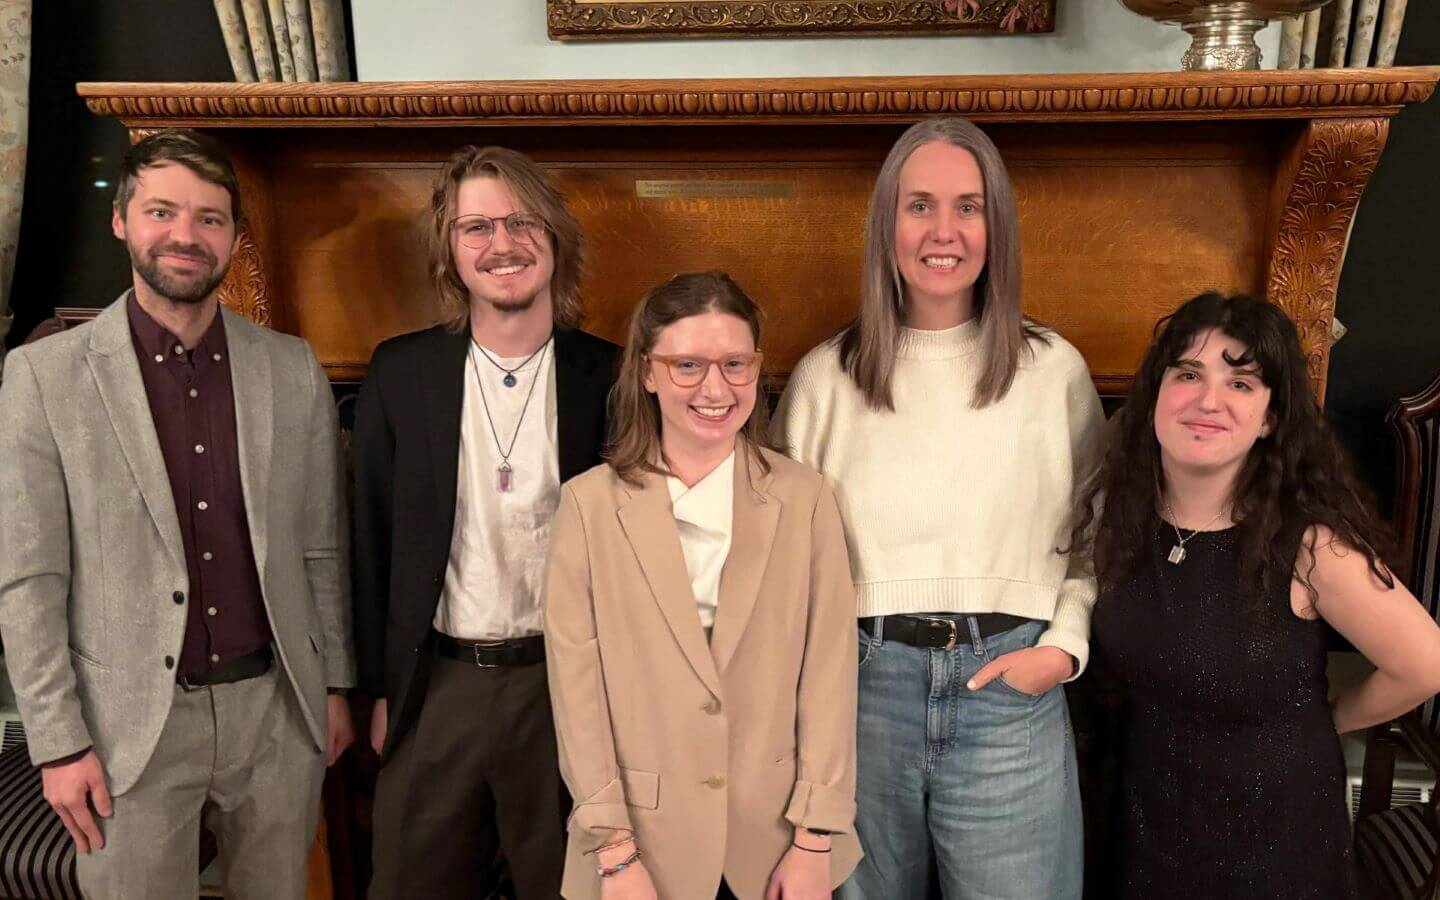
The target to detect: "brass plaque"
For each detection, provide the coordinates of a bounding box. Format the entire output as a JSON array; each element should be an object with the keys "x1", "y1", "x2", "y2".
[{"x1": 635, "y1": 179, "x2": 795, "y2": 199}]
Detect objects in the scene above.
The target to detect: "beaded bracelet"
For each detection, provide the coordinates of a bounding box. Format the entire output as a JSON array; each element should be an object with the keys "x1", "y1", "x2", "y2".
[{"x1": 597, "y1": 849, "x2": 643, "y2": 878}]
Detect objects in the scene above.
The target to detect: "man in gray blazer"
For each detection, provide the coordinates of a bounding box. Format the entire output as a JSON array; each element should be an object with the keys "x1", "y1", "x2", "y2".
[{"x1": 0, "y1": 129, "x2": 355, "y2": 899}]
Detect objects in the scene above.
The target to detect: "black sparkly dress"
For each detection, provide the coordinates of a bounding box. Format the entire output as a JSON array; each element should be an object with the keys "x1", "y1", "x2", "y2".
[{"x1": 1087, "y1": 518, "x2": 1359, "y2": 899}]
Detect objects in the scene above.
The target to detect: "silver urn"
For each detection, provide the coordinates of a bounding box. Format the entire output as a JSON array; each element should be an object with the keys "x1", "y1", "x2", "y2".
[{"x1": 1120, "y1": 0, "x2": 1333, "y2": 70}]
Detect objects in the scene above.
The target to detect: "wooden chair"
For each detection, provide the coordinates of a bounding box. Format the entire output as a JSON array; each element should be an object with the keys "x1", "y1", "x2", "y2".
[{"x1": 1354, "y1": 372, "x2": 1440, "y2": 900}]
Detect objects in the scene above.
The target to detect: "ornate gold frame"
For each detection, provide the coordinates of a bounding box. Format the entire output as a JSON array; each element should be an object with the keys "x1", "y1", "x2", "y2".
[{"x1": 546, "y1": 0, "x2": 1056, "y2": 40}]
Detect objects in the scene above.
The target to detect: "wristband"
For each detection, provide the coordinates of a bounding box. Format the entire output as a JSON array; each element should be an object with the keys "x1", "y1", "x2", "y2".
[{"x1": 598, "y1": 849, "x2": 643, "y2": 878}]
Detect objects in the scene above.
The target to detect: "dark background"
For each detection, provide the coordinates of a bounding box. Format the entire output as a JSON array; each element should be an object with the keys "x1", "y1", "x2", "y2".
[{"x1": 7, "y1": 2, "x2": 1438, "y2": 517}]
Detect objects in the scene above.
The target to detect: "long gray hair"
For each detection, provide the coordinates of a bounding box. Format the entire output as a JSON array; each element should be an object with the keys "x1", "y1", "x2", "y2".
[{"x1": 839, "y1": 116, "x2": 1045, "y2": 410}]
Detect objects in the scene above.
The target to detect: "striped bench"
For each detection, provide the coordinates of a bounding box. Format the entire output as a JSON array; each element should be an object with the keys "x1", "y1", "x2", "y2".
[{"x1": 0, "y1": 731, "x2": 79, "y2": 900}]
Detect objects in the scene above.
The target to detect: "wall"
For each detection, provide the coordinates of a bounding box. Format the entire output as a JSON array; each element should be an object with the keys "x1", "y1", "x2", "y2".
[{"x1": 351, "y1": 1, "x2": 1280, "y2": 80}]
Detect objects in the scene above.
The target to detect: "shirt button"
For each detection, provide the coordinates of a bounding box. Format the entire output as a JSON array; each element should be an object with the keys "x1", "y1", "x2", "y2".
[
  {"x1": 202, "y1": 551, "x2": 213, "y2": 561},
  {"x1": 153, "y1": 354, "x2": 164, "y2": 363},
  {"x1": 703, "y1": 775, "x2": 726, "y2": 789},
  {"x1": 702, "y1": 698, "x2": 722, "y2": 715},
  {"x1": 207, "y1": 607, "x2": 217, "y2": 617},
  {"x1": 172, "y1": 591, "x2": 185, "y2": 605},
  {"x1": 189, "y1": 388, "x2": 199, "y2": 398},
  {"x1": 194, "y1": 444, "x2": 205, "y2": 454},
  {"x1": 173, "y1": 345, "x2": 184, "y2": 355},
  {"x1": 197, "y1": 500, "x2": 208, "y2": 511},
  {"x1": 210, "y1": 653, "x2": 220, "y2": 663},
  {"x1": 164, "y1": 655, "x2": 174, "y2": 669},
  {"x1": 212, "y1": 353, "x2": 222, "y2": 362}
]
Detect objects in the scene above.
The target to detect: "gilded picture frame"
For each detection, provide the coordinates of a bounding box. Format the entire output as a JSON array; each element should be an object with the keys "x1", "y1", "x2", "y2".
[{"x1": 546, "y1": 1, "x2": 1056, "y2": 41}]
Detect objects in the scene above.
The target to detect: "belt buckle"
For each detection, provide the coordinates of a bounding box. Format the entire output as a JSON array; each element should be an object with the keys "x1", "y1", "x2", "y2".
[
  {"x1": 472, "y1": 640, "x2": 506, "y2": 668},
  {"x1": 922, "y1": 617, "x2": 958, "y2": 652}
]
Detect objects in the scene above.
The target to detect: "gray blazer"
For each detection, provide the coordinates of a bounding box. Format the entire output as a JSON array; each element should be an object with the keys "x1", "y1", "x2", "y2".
[{"x1": 0, "y1": 297, "x2": 355, "y2": 794}]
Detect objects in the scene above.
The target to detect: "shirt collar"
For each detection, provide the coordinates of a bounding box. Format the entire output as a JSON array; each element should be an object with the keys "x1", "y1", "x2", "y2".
[
  {"x1": 667, "y1": 450, "x2": 736, "y2": 531},
  {"x1": 126, "y1": 291, "x2": 229, "y2": 364}
]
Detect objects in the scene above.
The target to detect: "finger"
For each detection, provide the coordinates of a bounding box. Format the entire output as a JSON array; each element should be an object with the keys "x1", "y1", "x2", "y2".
[
  {"x1": 90, "y1": 774, "x2": 113, "y2": 819},
  {"x1": 55, "y1": 805, "x2": 90, "y2": 854},
  {"x1": 765, "y1": 873, "x2": 783, "y2": 900},
  {"x1": 69, "y1": 802, "x2": 104, "y2": 851},
  {"x1": 967, "y1": 659, "x2": 1007, "y2": 691}
]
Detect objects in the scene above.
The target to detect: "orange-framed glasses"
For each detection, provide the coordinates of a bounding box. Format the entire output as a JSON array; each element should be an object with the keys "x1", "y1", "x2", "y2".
[{"x1": 648, "y1": 352, "x2": 764, "y2": 388}]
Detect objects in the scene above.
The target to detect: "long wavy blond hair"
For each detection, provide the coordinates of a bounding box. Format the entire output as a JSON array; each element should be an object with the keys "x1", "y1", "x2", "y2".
[
  {"x1": 607, "y1": 272, "x2": 775, "y2": 486},
  {"x1": 839, "y1": 116, "x2": 1046, "y2": 410},
  {"x1": 426, "y1": 146, "x2": 585, "y2": 332}
]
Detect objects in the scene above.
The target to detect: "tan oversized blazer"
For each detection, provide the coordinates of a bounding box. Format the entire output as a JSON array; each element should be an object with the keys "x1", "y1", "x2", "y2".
[{"x1": 544, "y1": 444, "x2": 862, "y2": 900}]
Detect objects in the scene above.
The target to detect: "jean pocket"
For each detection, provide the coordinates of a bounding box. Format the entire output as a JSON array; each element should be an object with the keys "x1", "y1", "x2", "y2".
[
  {"x1": 995, "y1": 674, "x2": 1046, "y2": 703},
  {"x1": 857, "y1": 632, "x2": 878, "y2": 671}
]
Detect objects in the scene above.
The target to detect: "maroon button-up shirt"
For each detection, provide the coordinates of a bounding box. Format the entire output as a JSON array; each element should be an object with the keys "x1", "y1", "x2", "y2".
[{"x1": 127, "y1": 294, "x2": 273, "y2": 679}]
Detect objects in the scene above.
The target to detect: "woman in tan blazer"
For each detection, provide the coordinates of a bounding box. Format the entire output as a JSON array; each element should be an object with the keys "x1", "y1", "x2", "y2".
[{"x1": 543, "y1": 272, "x2": 862, "y2": 900}]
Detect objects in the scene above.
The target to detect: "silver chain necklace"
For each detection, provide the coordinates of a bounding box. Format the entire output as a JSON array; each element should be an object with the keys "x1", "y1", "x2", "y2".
[
  {"x1": 469, "y1": 336, "x2": 549, "y2": 492},
  {"x1": 1159, "y1": 496, "x2": 1229, "y2": 565}
]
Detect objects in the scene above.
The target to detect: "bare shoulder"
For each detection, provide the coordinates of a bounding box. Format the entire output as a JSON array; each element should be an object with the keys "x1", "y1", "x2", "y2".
[{"x1": 1293, "y1": 524, "x2": 1395, "y2": 615}]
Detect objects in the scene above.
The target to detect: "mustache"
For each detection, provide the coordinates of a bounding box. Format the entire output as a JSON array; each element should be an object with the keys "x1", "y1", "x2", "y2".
[
  {"x1": 475, "y1": 253, "x2": 534, "y2": 271},
  {"x1": 150, "y1": 242, "x2": 217, "y2": 266}
]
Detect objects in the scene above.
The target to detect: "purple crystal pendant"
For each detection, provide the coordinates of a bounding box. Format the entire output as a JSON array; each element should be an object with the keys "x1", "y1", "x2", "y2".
[{"x1": 497, "y1": 461, "x2": 514, "y2": 493}]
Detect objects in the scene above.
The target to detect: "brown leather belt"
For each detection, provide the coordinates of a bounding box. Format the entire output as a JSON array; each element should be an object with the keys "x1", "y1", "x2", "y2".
[
  {"x1": 177, "y1": 646, "x2": 273, "y2": 690},
  {"x1": 435, "y1": 631, "x2": 546, "y2": 668},
  {"x1": 860, "y1": 614, "x2": 1033, "y2": 651}
]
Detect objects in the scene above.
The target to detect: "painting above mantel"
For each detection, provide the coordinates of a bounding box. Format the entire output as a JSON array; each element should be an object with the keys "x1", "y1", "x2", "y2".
[{"x1": 546, "y1": 0, "x2": 1055, "y2": 41}]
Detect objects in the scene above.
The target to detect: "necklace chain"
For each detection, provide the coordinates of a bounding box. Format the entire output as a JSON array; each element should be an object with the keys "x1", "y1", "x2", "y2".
[
  {"x1": 1160, "y1": 496, "x2": 1228, "y2": 565},
  {"x1": 472, "y1": 334, "x2": 550, "y2": 386},
  {"x1": 469, "y1": 336, "x2": 550, "y2": 492}
]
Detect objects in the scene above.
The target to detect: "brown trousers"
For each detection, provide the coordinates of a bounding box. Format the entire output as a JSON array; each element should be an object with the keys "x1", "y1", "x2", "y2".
[{"x1": 369, "y1": 650, "x2": 567, "y2": 900}]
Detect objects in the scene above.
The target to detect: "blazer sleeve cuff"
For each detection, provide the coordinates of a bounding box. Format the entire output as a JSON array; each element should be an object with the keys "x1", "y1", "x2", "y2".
[
  {"x1": 25, "y1": 716, "x2": 95, "y2": 770},
  {"x1": 566, "y1": 776, "x2": 637, "y2": 849},
  {"x1": 783, "y1": 779, "x2": 856, "y2": 835}
]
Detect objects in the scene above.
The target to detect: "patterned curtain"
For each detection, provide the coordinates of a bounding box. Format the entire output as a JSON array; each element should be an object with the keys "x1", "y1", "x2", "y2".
[
  {"x1": 213, "y1": 0, "x2": 350, "y2": 82},
  {"x1": 1279, "y1": 0, "x2": 1409, "y2": 68},
  {"x1": 0, "y1": 0, "x2": 28, "y2": 375}
]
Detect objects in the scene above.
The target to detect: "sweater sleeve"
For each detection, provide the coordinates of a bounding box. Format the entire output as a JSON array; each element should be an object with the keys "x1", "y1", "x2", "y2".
[{"x1": 1035, "y1": 354, "x2": 1107, "y2": 679}]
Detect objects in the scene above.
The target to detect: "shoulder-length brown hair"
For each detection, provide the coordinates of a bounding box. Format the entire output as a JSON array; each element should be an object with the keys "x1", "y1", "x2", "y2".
[
  {"x1": 426, "y1": 145, "x2": 585, "y2": 332},
  {"x1": 607, "y1": 271, "x2": 776, "y2": 486},
  {"x1": 840, "y1": 116, "x2": 1045, "y2": 411}
]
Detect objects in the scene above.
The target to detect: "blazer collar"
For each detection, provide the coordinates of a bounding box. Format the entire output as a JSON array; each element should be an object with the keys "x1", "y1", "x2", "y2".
[{"x1": 616, "y1": 444, "x2": 780, "y2": 695}]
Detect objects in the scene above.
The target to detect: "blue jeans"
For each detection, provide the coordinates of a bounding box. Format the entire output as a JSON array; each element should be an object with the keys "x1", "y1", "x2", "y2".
[{"x1": 838, "y1": 617, "x2": 1082, "y2": 900}]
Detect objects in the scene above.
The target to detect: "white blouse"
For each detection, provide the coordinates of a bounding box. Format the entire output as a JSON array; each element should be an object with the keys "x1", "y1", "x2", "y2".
[{"x1": 665, "y1": 451, "x2": 736, "y2": 631}]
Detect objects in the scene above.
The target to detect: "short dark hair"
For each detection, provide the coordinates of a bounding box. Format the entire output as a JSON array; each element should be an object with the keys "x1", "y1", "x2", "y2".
[{"x1": 114, "y1": 129, "x2": 242, "y2": 223}]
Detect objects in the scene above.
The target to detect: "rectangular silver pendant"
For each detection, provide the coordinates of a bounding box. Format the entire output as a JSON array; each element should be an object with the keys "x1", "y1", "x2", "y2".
[{"x1": 1167, "y1": 544, "x2": 1186, "y2": 565}]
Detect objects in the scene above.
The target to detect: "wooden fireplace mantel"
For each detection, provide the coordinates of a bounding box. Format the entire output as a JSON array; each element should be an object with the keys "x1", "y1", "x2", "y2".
[{"x1": 78, "y1": 69, "x2": 1440, "y2": 394}]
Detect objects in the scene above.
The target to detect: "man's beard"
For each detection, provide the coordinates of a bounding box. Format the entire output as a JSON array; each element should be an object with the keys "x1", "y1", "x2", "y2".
[
  {"x1": 471, "y1": 252, "x2": 544, "y2": 315},
  {"x1": 130, "y1": 240, "x2": 229, "y2": 305}
]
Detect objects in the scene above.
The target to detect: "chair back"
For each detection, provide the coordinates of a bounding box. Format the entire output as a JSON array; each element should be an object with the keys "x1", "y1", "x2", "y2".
[{"x1": 1389, "y1": 373, "x2": 1440, "y2": 740}]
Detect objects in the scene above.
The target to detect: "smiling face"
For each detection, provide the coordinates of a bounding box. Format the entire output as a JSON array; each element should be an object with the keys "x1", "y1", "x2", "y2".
[
  {"x1": 111, "y1": 162, "x2": 236, "y2": 305},
  {"x1": 1154, "y1": 327, "x2": 1274, "y2": 484},
  {"x1": 893, "y1": 141, "x2": 988, "y2": 321},
  {"x1": 644, "y1": 309, "x2": 759, "y2": 466},
  {"x1": 451, "y1": 175, "x2": 555, "y2": 317}
]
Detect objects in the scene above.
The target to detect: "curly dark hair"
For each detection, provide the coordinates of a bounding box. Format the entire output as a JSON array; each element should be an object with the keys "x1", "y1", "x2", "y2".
[{"x1": 1071, "y1": 292, "x2": 1394, "y2": 605}]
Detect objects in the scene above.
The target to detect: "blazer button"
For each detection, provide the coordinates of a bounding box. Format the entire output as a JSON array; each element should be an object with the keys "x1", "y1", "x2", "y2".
[
  {"x1": 702, "y1": 698, "x2": 722, "y2": 715},
  {"x1": 172, "y1": 591, "x2": 185, "y2": 605},
  {"x1": 703, "y1": 775, "x2": 726, "y2": 789},
  {"x1": 164, "y1": 656, "x2": 174, "y2": 670}
]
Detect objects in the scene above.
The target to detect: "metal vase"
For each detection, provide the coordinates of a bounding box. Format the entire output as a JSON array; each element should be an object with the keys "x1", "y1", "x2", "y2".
[{"x1": 1119, "y1": 0, "x2": 1334, "y2": 70}]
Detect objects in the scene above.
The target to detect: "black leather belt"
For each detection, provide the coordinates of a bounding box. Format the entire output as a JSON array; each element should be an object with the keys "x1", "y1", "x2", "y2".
[
  {"x1": 860, "y1": 614, "x2": 1033, "y2": 651},
  {"x1": 435, "y1": 631, "x2": 546, "y2": 668},
  {"x1": 177, "y1": 646, "x2": 273, "y2": 690}
]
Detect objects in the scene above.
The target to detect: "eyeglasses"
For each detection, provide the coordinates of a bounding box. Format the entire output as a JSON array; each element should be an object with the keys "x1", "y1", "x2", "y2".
[
  {"x1": 648, "y1": 352, "x2": 764, "y2": 388},
  {"x1": 449, "y1": 212, "x2": 545, "y2": 249}
]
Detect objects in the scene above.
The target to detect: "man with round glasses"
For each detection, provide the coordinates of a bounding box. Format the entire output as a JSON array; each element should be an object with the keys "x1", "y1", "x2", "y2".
[{"x1": 352, "y1": 145, "x2": 618, "y2": 899}]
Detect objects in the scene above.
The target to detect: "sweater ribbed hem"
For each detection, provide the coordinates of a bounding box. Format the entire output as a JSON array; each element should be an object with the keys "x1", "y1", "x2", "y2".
[{"x1": 855, "y1": 577, "x2": 1063, "y2": 620}]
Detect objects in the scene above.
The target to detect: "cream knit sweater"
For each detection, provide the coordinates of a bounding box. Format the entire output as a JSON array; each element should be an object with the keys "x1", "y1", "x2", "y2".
[{"x1": 774, "y1": 319, "x2": 1106, "y2": 673}]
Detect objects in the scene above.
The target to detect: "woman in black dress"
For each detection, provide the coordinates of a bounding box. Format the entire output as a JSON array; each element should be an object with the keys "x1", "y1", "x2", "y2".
[{"x1": 1072, "y1": 292, "x2": 1440, "y2": 899}]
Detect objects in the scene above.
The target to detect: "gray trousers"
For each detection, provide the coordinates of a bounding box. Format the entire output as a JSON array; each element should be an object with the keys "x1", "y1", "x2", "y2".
[{"x1": 76, "y1": 666, "x2": 323, "y2": 900}]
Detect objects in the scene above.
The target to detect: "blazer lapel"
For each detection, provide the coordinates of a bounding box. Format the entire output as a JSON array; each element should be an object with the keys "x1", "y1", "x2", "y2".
[
  {"x1": 616, "y1": 473, "x2": 723, "y2": 698},
  {"x1": 710, "y1": 448, "x2": 780, "y2": 674},
  {"x1": 554, "y1": 328, "x2": 595, "y2": 482},
  {"x1": 423, "y1": 329, "x2": 469, "y2": 542},
  {"x1": 85, "y1": 299, "x2": 186, "y2": 574},
  {"x1": 224, "y1": 309, "x2": 274, "y2": 580}
]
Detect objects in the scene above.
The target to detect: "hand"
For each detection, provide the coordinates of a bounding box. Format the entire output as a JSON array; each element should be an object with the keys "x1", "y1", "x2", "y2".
[
  {"x1": 369, "y1": 697, "x2": 387, "y2": 756},
  {"x1": 326, "y1": 694, "x2": 356, "y2": 766},
  {"x1": 599, "y1": 859, "x2": 658, "y2": 900},
  {"x1": 968, "y1": 645, "x2": 1074, "y2": 696},
  {"x1": 41, "y1": 749, "x2": 112, "y2": 853},
  {"x1": 765, "y1": 839, "x2": 831, "y2": 900}
]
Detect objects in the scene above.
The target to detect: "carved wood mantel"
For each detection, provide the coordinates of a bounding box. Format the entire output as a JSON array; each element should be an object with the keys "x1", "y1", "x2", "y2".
[{"x1": 79, "y1": 69, "x2": 1439, "y2": 395}]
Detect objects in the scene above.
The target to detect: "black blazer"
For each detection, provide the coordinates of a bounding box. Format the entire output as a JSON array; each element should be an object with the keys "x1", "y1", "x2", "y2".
[{"x1": 350, "y1": 324, "x2": 619, "y2": 756}]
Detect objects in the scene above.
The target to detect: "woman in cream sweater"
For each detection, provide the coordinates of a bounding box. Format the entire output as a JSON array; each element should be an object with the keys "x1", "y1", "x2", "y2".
[
  {"x1": 544, "y1": 272, "x2": 861, "y2": 900},
  {"x1": 774, "y1": 117, "x2": 1105, "y2": 899}
]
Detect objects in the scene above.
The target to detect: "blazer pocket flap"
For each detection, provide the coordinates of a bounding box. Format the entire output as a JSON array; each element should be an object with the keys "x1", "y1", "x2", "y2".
[{"x1": 620, "y1": 767, "x2": 659, "y2": 810}]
